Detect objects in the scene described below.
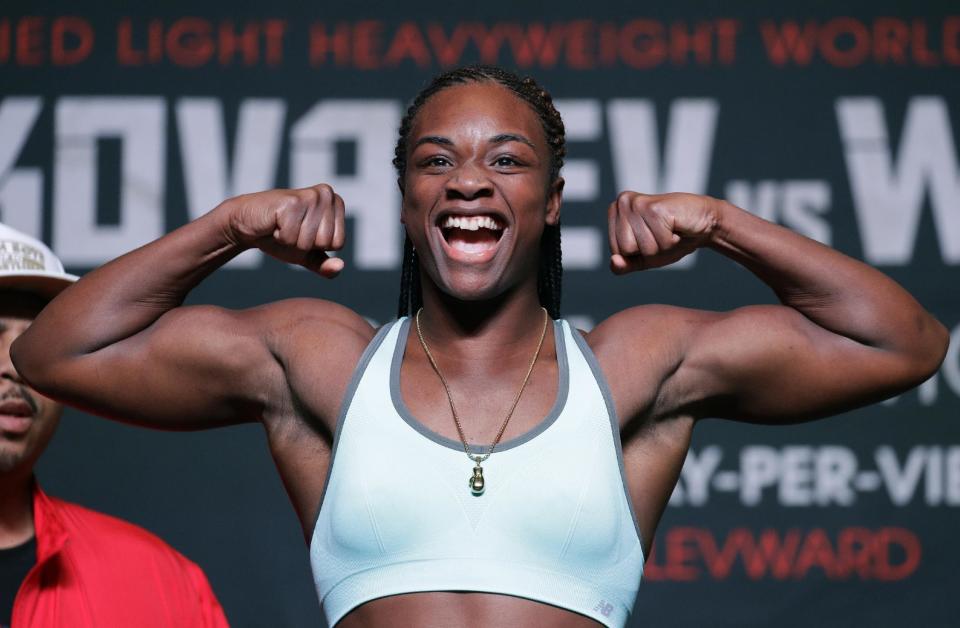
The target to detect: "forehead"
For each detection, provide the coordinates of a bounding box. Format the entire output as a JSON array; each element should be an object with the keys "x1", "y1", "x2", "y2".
[{"x1": 411, "y1": 82, "x2": 546, "y2": 145}]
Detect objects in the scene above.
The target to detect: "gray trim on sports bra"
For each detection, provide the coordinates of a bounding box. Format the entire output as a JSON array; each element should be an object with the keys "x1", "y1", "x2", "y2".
[
  {"x1": 390, "y1": 317, "x2": 570, "y2": 455},
  {"x1": 567, "y1": 328, "x2": 645, "y2": 549},
  {"x1": 310, "y1": 322, "x2": 395, "y2": 535}
]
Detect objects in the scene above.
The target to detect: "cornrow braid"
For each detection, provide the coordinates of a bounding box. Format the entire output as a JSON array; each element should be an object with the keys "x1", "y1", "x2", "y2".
[
  {"x1": 397, "y1": 235, "x2": 423, "y2": 317},
  {"x1": 538, "y1": 222, "x2": 562, "y2": 320},
  {"x1": 395, "y1": 65, "x2": 566, "y2": 319}
]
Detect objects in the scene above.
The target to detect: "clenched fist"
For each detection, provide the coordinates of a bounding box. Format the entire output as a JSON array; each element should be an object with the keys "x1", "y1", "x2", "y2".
[
  {"x1": 608, "y1": 191, "x2": 722, "y2": 273},
  {"x1": 218, "y1": 184, "x2": 346, "y2": 278}
]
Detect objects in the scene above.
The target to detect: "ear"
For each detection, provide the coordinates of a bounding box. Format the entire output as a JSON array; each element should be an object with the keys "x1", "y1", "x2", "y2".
[{"x1": 545, "y1": 177, "x2": 564, "y2": 226}]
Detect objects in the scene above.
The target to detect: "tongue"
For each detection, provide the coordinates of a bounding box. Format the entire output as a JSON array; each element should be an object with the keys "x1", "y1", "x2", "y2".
[{"x1": 446, "y1": 229, "x2": 499, "y2": 254}]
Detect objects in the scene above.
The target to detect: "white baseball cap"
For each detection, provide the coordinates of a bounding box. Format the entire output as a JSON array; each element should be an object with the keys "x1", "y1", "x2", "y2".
[{"x1": 0, "y1": 223, "x2": 78, "y2": 301}]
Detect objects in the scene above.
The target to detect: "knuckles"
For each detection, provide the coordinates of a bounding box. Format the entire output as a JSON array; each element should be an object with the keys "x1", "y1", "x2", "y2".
[
  {"x1": 274, "y1": 190, "x2": 306, "y2": 216},
  {"x1": 616, "y1": 191, "x2": 641, "y2": 212},
  {"x1": 610, "y1": 191, "x2": 715, "y2": 224},
  {"x1": 614, "y1": 191, "x2": 657, "y2": 218},
  {"x1": 296, "y1": 187, "x2": 319, "y2": 207},
  {"x1": 276, "y1": 184, "x2": 340, "y2": 214},
  {"x1": 311, "y1": 183, "x2": 335, "y2": 206},
  {"x1": 278, "y1": 184, "x2": 336, "y2": 212},
  {"x1": 269, "y1": 184, "x2": 341, "y2": 246}
]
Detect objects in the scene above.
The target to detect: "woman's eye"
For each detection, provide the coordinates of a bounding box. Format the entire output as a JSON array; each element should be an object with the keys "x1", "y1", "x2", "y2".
[
  {"x1": 494, "y1": 156, "x2": 520, "y2": 167},
  {"x1": 424, "y1": 156, "x2": 452, "y2": 168}
]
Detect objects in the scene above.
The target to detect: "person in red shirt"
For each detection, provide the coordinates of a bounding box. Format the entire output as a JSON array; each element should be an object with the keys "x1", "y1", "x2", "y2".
[{"x1": 0, "y1": 223, "x2": 228, "y2": 627}]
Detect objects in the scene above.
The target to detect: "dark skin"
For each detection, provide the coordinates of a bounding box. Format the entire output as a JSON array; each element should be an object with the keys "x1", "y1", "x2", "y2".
[
  {"x1": 11, "y1": 82, "x2": 949, "y2": 627},
  {"x1": 0, "y1": 293, "x2": 64, "y2": 549}
]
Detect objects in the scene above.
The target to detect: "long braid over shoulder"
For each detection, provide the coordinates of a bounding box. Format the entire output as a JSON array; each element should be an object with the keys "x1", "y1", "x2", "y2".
[{"x1": 394, "y1": 65, "x2": 566, "y2": 319}]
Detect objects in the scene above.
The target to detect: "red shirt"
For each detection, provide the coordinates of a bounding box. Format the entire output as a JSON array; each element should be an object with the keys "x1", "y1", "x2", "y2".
[{"x1": 11, "y1": 484, "x2": 228, "y2": 627}]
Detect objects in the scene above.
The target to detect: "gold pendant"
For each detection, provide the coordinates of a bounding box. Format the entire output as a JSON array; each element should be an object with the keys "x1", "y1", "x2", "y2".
[{"x1": 469, "y1": 463, "x2": 485, "y2": 495}]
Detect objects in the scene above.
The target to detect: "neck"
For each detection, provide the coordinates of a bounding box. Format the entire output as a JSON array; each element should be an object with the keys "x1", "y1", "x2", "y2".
[
  {"x1": 0, "y1": 470, "x2": 34, "y2": 548},
  {"x1": 417, "y1": 278, "x2": 549, "y2": 360}
]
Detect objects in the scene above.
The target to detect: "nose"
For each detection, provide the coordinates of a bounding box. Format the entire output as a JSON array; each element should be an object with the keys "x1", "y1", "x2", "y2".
[
  {"x1": 1, "y1": 340, "x2": 23, "y2": 386},
  {"x1": 445, "y1": 161, "x2": 493, "y2": 200}
]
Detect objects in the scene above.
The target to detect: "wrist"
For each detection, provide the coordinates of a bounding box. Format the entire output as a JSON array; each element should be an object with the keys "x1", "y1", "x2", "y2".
[
  {"x1": 706, "y1": 199, "x2": 746, "y2": 250},
  {"x1": 207, "y1": 199, "x2": 251, "y2": 252}
]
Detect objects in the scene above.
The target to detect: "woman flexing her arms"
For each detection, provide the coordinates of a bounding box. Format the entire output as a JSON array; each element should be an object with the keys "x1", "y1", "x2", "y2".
[{"x1": 11, "y1": 66, "x2": 948, "y2": 627}]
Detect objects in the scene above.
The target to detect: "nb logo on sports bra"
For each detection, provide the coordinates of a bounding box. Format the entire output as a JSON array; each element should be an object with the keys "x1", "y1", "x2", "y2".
[{"x1": 593, "y1": 600, "x2": 614, "y2": 617}]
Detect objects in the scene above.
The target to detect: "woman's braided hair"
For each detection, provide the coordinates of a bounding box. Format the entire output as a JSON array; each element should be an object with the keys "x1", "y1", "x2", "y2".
[{"x1": 394, "y1": 65, "x2": 566, "y2": 319}]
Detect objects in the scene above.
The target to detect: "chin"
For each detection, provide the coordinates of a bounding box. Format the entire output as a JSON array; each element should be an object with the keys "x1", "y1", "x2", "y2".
[
  {"x1": 438, "y1": 279, "x2": 503, "y2": 304},
  {"x1": 438, "y1": 269, "x2": 537, "y2": 307},
  {"x1": 0, "y1": 447, "x2": 29, "y2": 474}
]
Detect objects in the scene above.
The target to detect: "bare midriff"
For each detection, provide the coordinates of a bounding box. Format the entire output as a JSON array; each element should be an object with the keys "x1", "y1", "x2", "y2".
[{"x1": 337, "y1": 591, "x2": 603, "y2": 627}]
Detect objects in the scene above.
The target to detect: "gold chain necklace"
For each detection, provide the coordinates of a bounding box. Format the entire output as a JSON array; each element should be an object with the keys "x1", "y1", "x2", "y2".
[{"x1": 415, "y1": 307, "x2": 549, "y2": 495}]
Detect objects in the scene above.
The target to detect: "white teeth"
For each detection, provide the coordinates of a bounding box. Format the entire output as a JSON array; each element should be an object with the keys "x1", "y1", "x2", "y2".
[{"x1": 441, "y1": 215, "x2": 503, "y2": 231}]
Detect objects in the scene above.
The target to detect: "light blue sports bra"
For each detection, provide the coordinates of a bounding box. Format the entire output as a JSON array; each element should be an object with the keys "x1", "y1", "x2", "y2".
[{"x1": 309, "y1": 318, "x2": 644, "y2": 627}]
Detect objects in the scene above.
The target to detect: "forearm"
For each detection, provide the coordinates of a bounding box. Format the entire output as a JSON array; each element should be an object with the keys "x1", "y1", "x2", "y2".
[{"x1": 709, "y1": 200, "x2": 947, "y2": 362}]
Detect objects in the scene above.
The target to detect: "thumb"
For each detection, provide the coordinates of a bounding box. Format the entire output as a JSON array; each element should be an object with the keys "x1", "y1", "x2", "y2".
[
  {"x1": 303, "y1": 250, "x2": 345, "y2": 278},
  {"x1": 318, "y1": 256, "x2": 345, "y2": 278},
  {"x1": 610, "y1": 253, "x2": 645, "y2": 275}
]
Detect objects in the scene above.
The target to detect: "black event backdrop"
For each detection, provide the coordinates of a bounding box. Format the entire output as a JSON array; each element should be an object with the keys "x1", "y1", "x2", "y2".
[{"x1": 3, "y1": 1, "x2": 958, "y2": 626}]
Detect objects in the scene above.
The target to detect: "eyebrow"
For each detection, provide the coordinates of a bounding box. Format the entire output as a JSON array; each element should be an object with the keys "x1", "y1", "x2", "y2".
[
  {"x1": 490, "y1": 133, "x2": 535, "y2": 149},
  {"x1": 412, "y1": 133, "x2": 536, "y2": 150},
  {"x1": 413, "y1": 135, "x2": 454, "y2": 149}
]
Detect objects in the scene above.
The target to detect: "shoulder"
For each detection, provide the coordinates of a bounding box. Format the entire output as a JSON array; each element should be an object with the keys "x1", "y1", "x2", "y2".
[
  {"x1": 251, "y1": 298, "x2": 374, "y2": 346},
  {"x1": 577, "y1": 305, "x2": 724, "y2": 425},
  {"x1": 168, "y1": 298, "x2": 375, "y2": 353},
  {"x1": 39, "y1": 497, "x2": 227, "y2": 624},
  {"x1": 235, "y1": 298, "x2": 376, "y2": 374},
  {"x1": 585, "y1": 304, "x2": 720, "y2": 358}
]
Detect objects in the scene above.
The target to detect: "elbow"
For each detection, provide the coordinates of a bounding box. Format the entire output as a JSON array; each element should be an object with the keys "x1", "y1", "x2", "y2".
[
  {"x1": 9, "y1": 331, "x2": 55, "y2": 393},
  {"x1": 908, "y1": 315, "x2": 950, "y2": 383},
  {"x1": 929, "y1": 318, "x2": 951, "y2": 372}
]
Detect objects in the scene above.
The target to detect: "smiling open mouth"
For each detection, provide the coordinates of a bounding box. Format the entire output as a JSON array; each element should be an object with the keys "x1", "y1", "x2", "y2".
[{"x1": 440, "y1": 215, "x2": 505, "y2": 255}]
